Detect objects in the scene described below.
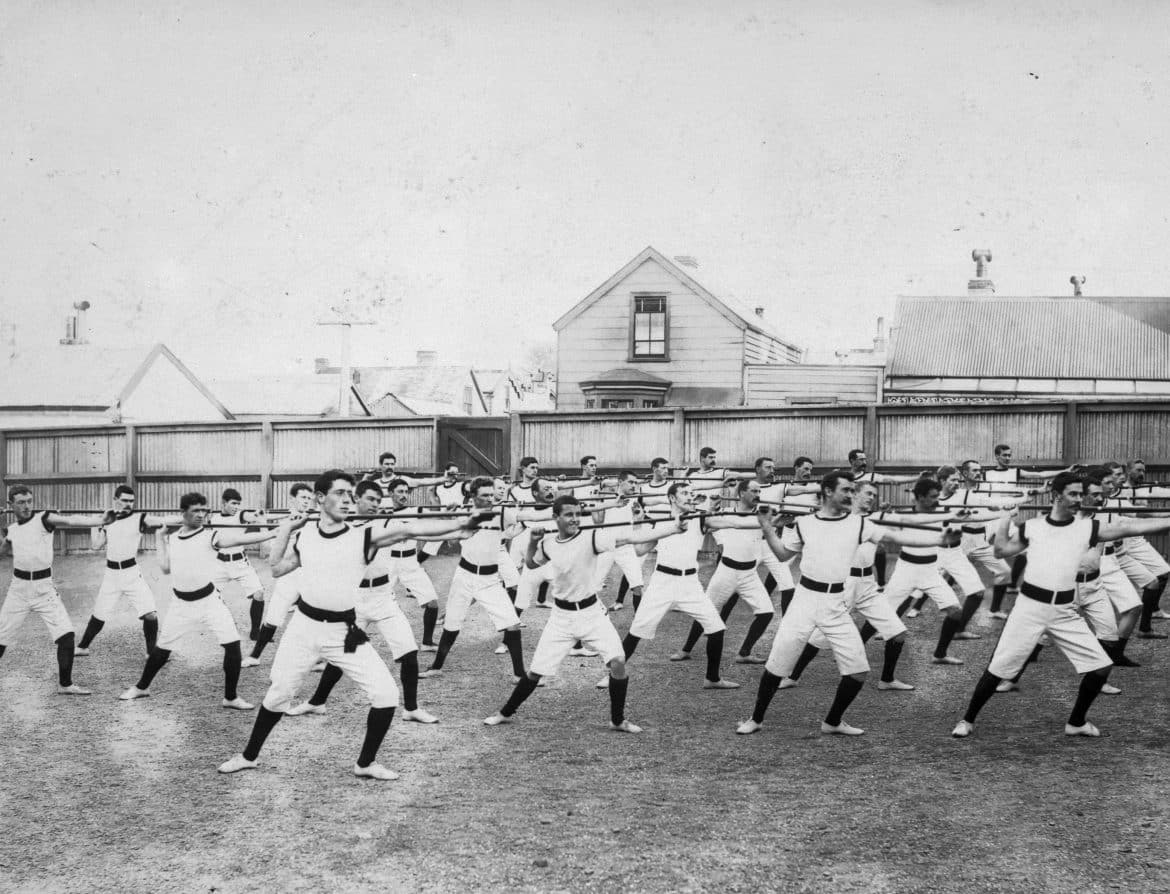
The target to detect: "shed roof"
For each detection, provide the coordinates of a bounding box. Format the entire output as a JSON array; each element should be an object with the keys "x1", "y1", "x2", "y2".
[
  {"x1": 888, "y1": 297, "x2": 1170, "y2": 379},
  {"x1": 356, "y1": 364, "x2": 486, "y2": 414}
]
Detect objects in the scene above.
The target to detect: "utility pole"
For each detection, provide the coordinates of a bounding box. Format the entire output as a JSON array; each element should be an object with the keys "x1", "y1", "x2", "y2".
[{"x1": 317, "y1": 312, "x2": 374, "y2": 418}]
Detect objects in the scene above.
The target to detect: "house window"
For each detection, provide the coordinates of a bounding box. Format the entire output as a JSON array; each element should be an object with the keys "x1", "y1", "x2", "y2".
[
  {"x1": 630, "y1": 295, "x2": 668, "y2": 360},
  {"x1": 462, "y1": 385, "x2": 472, "y2": 414},
  {"x1": 602, "y1": 399, "x2": 634, "y2": 409},
  {"x1": 585, "y1": 399, "x2": 595, "y2": 408},
  {"x1": 642, "y1": 398, "x2": 662, "y2": 408}
]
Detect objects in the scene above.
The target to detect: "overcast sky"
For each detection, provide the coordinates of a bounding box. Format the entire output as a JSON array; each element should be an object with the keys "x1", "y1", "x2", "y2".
[{"x1": 3, "y1": 1, "x2": 1169, "y2": 377}]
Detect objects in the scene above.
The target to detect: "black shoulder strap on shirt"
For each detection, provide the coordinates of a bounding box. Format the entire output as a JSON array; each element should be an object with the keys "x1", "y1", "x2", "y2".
[
  {"x1": 857, "y1": 515, "x2": 865, "y2": 544},
  {"x1": 592, "y1": 529, "x2": 599, "y2": 555}
]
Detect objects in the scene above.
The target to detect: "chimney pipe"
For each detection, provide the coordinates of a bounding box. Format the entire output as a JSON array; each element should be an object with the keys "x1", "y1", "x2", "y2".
[
  {"x1": 873, "y1": 316, "x2": 888, "y2": 352},
  {"x1": 754, "y1": 306, "x2": 765, "y2": 317},
  {"x1": 967, "y1": 249, "x2": 995, "y2": 297},
  {"x1": 1070, "y1": 275, "x2": 1085, "y2": 297}
]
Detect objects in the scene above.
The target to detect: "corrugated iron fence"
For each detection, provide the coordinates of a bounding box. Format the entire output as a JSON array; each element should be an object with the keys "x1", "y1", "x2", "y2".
[{"x1": 4, "y1": 400, "x2": 1169, "y2": 552}]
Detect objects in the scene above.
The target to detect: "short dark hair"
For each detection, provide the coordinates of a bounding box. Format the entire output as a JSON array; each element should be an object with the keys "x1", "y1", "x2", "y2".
[
  {"x1": 667, "y1": 482, "x2": 689, "y2": 499},
  {"x1": 222, "y1": 488, "x2": 242, "y2": 503},
  {"x1": 388, "y1": 478, "x2": 410, "y2": 492},
  {"x1": 469, "y1": 476, "x2": 495, "y2": 496},
  {"x1": 794, "y1": 456, "x2": 814, "y2": 469},
  {"x1": 820, "y1": 471, "x2": 853, "y2": 496},
  {"x1": 936, "y1": 464, "x2": 957, "y2": 481},
  {"x1": 699, "y1": 446, "x2": 716, "y2": 459},
  {"x1": 960, "y1": 459, "x2": 980, "y2": 473},
  {"x1": 289, "y1": 482, "x2": 311, "y2": 497},
  {"x1": 355, "y1": 480, "x2": 382, "y2": 499},
  {"x1": 1082, "y1": 471, "x2": 1106, "y2": 488},
  {"x1": 994, "y1": 443, "x2": 1010, "y2": 454},
  {"x1": 552, "y1": 494, "x2": 581, "y2": 516},
  {"x1": 617, "y1": 469, "x2": 637, "y2": 481},
  {"x1": 1104, "y1": 461, "x2": 1124, "y2": 473},
  {"x1": 1128, "y1": 459, "x2": 1147, "y2": 469},
  {"x1": 651, "y1": 457, "x2": 669, "y2": 468},
  {"x1": 1051, "y1": 471, "x2": 1083, "y2": 494},
  {"x1": 518, "y1": 457, "x2": 538, "y2": 469},
  {"x1": 8, "y1": 485, "x2": 32, "y2": 501},
  {"x1": 180, "y1": 492, "x2": 207, "y2": 511},
  {"x1": 736, "y1": 478, "x2": 758, "y2": 495},
  {"x1": 856, "y1": 479, "x2": 879, "y2": 493},
  {"x1": 379, "y1": 452, "x2": 396, "y2": 464},
  {"x1": 912, "y1": 478, "x2": 941, "y2": 500},
  {"x1": 314, "y1": 469, "x2": 356, "y2": 496},
  {"x1": 443, "y1": 462, "x2": 459, "y2": 472},
  {"x1": 847, "y1": 449, "x2": 864, "y2": 462},
  {"x1": 754, "y1": 456, "x2": 774, "y2": 470},
  {"x1": 579, "y1": 455, "x2": 597, "y2": 467},
  {"x1": 114, "y1": 484, "x2": 135, "y2": 498}
]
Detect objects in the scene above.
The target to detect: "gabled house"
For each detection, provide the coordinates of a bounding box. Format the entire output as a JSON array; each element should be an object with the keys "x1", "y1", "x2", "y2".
[
  {"x1": 552, "y1": 246, "x2": 802, "y2": 409},
  {"x1": 352, "y1": 351, "x2": 488, "y2": 417},
  {"x1": 205, "y1": 374, "x2": 371, "y2": 419}
]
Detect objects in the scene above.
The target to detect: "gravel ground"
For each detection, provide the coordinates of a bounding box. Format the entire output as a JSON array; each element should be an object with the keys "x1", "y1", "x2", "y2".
[{"x1": 1, "y1": 551, "x2": 1168, "y2": 894}]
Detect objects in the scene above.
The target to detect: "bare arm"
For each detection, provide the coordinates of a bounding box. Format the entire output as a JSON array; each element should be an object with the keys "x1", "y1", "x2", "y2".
[
  {"x1": 268, "y1": 517, "x2": 308, "y2": 578},
  {"x1": 992, "y1": 511, "x2": 1026, "y2": 558},
  {"x1": 44, "y1": 512, "x2": 106, "y2": 528},
  {"x1": 157, "y1": 529, "x2": 172, "y2": 575},
  {"x1": 369, "y1": 515, "x2": 486, "y2": 548},
  {"x1": 614, "y1": 518, "x2": 685, "y2": 550},
  {"x1": 871, "y1": 472, "x2": 923, "y2": 484},
  {"x1": 702, "y1": 514, "x2": 761, "y2": 531},
  {"x1": 215, "y1": 528, "x2": 278, "y2": 549},
  {"x1": 1098, "y1": 517, "x2": 1170, "y2": 542},
  {"x1": 880, "y1": 528, "x2": 957, "y2": 549}
]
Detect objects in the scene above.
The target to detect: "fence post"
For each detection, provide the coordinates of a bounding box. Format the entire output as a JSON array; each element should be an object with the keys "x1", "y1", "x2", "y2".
[
  {"x1": 0, "y1": 430, "x2": 6, "y2": 497},
  {"x1": 431, "y1": 417, "x2": 441, "y2": 474},
  {"x1": 672, "y1": 408, "x2": 686, "y2": 466},
  {"x1": 260, "y1": 420, "x2": 274, "y2": 508},
  {"x1": 1063, "y1": 401, "x2": 1078, "y2": 465},
  {"x1": 124, "y1": 424, "x2": 137, "y2": 489},
  {"x1": 509, "y1": 412, "x2": 523, "y2": 478},
  {"x1": 864, "y1": 405, "x2": 878, "y2": 464}
]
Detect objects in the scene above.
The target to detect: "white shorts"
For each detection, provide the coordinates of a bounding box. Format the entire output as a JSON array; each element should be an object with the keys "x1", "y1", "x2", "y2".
[
  {"x1": 211, "y1": 556, "x2": 264, "y2": 596},
  {"x1": 808, "y1": 574, "x2": 906, "y2": 649},
  {"x1": 387, "y1": 554, "x2": 438, "y2": 606},
  {"x1": 1116, "y1": 550, "x2": 1157, "y2": 590},
  {"x1": 628, "y1": 570, "x2": 725, "y2": 641},
  {"x1": 765, "y1": 584, "x2": 869, "y2": 678},
  {"x1": 883, "y1": 556, "x2": 960, "y2": 611},
  {"x1": 92, "y1": 566, "x2": 157, "y2": 620},
  {"x1": 418, "y1": 539, "x2": 442, "y2": 558},
  {"x1": 938, "y1": 547, "x2": 986, "y2": 596},
  {"x1": 262, "y1": 609, "x2": 398, "y2": 712},
  {"x1": 528, "y1": 601, "x2": 625, "y2": 677},
  {"x1": 705, "y1": 560, "x2": 772, "y2": 615},
  {"x1": 987, "y1": 592, "x2": 1111, "y2": 679},
  {"x1": 516, "y1": 563, "x2": 554, "y2": 612},
  {"x1": 444, "y1": 568, "x2": 519, "y2": 632},
  {"x1": 757, "y1": 542, "x2": 794, "y2": 591},
  {"x1": 1099, "y1": 559, "x2": 1142, "y2": 614},
  {"x1": 1124, "y1": 538, "x2": 1170, "y2": 577},
  {"x1": 264, "y1": 572, "x2": 302, "y2": 627},
  {"x1": 1075, "y1": 576, "x2": 1119, "y2": 641},
  {"x1": 497, "y1": 549, "x2": 520, "y2": 589},
  {"x1": 156, "y1": 588, "x2": 240, "y2": 651},
  {"x1": 0, "y1": 577, "x2": 73, "y2": 644},
  {"x1": 593, "y1": 544, "x2": 645, "y2": 590},
  {"x1": 962, "y1": 539, "x2": 1011, "y2": 587},
  {"x1": 357, "y1": 585, "x2": 418, "y2": 660}
]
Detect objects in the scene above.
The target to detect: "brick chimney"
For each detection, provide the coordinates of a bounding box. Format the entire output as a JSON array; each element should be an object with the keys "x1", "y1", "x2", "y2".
[
  {"x1": 873, "y1": 316, "x2": 888, "y2": 352},
  {"x1": 754, "y1": 306, "x2": 765, "y2": 317},
  {"x1": 1070, "y1": 275, "x2": 1085, "y2": 297},
  {"x1": 59, "y1": 301, "x2": 91, "y2": 345},
  {"x1": 967, "y1": 250, "x2": 994, "y2": 297}
]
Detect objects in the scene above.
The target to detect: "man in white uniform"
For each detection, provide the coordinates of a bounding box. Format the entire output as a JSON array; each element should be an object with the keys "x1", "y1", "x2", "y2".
[
  {"x1": 591, "y1": 472, "x2": 647, "y2": 612},
  {"x1": 209, "y1": 488, "x2": 268, "y2": 641}
]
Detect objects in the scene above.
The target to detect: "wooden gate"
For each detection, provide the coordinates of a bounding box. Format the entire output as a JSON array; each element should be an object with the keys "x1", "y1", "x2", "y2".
[{"x1": 435, "y1": 417, "x2": 509, "y2": 476}]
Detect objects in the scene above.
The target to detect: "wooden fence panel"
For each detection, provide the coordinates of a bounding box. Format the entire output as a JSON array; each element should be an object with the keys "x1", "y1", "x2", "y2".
[
  {"x1": 272, "y1": 422, "x2": 435, "y2": 474},
  {"x1": 519, "y1": 412, "x2": 675, "y2": 470},
  {"x1": 685, "y1": 410, "x2": 866, "y2": 469},
  {"x1": 878, "y1": 406, "x2": 1065, "y2": 466}
]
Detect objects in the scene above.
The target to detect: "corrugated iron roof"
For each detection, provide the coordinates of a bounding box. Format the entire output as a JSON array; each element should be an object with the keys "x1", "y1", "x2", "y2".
[
  {"x1": 888, "y1": 297, "x2": 1170, "y2": 379},
  {"x1": 356, "y1": 363, "x2": 485, "y2": 413}
]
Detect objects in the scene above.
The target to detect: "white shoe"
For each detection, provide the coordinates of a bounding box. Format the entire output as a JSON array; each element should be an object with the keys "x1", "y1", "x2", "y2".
[
  {"x1": 118, "y1": 686, "x2": 149, "y2": 701},
  {"x1": 286, "y1": 701, "x2": 326, "y2": 716},
  {"x1": 735, "y1": 719, "x2": 762, "y2": 735},
  {"x1": 596, "y1": 675, "x2": 610, "y2": 689},
  {"x1": 703, "y1": 678, "x2": 740, "y2": 690},
  {"x1": 222, "y1": 697, "x2": 255, "y2": 711},
  {"x1": 1100, "y1": 683, "x2": 1122, "y2": 696},
  {"x1": 569, "y1": 647, "x2": 600, "y2": 658},
  {"x1": 402, "y1": 708, "x2": 439, "y2": 724},
  {"x1": 989, "y1": 611, "x2": 1009, "y2": 620},
  {"x1": 1064, "y1": 721, "x2": 1101, "y2": 737},
  {"x1": 954, "y1": 631, "x2": 982, "y2": 640},
  {"x1": 57, "y1": 683, "x2": 92, "y2": 696},
  {"x1": 1152, "y1": 610, "x2": 1170, "y2": 620},
  {"x1": 931, "y1": 655, "x2": 964, "y2": 666},
  {"x1": 996, "y1": 680, "x2": 1019, "y2": 693},
  {"x1": 218, "y1": 754, "x2": 258, "y2": 774},
  {"x1": 354, "y1": 762, "x2": 400, "y2": 780},
  {"x1": 494, "y1": 644, "x2": 508, "y2": 655},
  {"x1": 821, "y1": 721, "x2": 865, "y2": 736},
  {"x1": 905, "y1": 608, "x2": 920, "y2": 618},
  {"x1": 419, "y1": 643, "x2": 438, "y2": 653},
  {"x1": 734, "y1": 654, "x2": 766, "y2": 664},
  {"x1": 778, "y1": 677, "x2": 799, "y2": 689},
  {"x1": 668, "y1": 651, "x2": 691, "y2": 662},
  {"x1": 241, "y1": 656, "x2": 261, "y2": 668},
  {"x1": 609, "y1": 720, "x2": 642, "y2": 734},
  {"x1": 419, "y1": 669, "x2": 443, "y2": 679},
  {"x1": 73, "y1": 646, "x2": 90, "y2": 657},
  {"x1": 484, "y1": 712, "x2": 513, "y2": 726},
  {"x1": 951, "y1": 720, "x2": 974, "y2": 738},
  {"x1": 877, "y1": 679, "x2": 915, "y2": 691}
]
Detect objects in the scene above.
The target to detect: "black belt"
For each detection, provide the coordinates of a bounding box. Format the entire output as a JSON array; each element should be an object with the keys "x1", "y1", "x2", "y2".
[
  {"x1": 1076, "y1": 570, "x2": 1100, "y2": 584},
  {"x1": 799, "y1": 576, "x2": 845, "y2": 594},
  {"x1": 217, "y1": 552, "x2": 245, "y2": 562},
  {"x1": 657, "y1": 565, "x2": 697, "y2": 577},
  {"x1": 173, "y1": 582, "x2": 214, "y2": 602},
  {"x1": 459, "y1": 558, "x2": 498, "y2": 576},
  {"x1": 720, "y1": 556, "x2": 757, "y2": 571},
  {"x1": 107, "y1": 558, "x2": 137, "y2": 570},
  {"x1": 13, "y1": 568, "x2": 51, "y2": 581},
  {"x1": 389, "y1": 549, "x2": 416, "y2": 558},
  {"x1": 296, "y1": 598, "x2": 369, "y2": 652},
  {"x1": 554, "y1": 594, "x2": 598, "y2": 611},
  {"x1": 961, "y1": 526, "x2": 986, "y2": 535},
  {"x1": 899, "y1": 553, "x2": 936, "y2": 565},
  {"x1": 1104, "y1": 545, "x2": 1117, "y2": 556},
  {"x1": 1020, "y1": 581, "x2": 1075, "y2": 606},
  {"x1": 359, "y1": 574, "x2": 390, "y2": 588},
  {"x1": 850, "y1": 566, "x2": 874, "y2": 577}
]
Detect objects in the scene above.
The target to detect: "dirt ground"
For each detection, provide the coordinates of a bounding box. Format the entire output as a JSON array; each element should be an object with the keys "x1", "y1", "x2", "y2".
[{"x1": 2, "y1": 551, "x2": 1169, "y2": 894}]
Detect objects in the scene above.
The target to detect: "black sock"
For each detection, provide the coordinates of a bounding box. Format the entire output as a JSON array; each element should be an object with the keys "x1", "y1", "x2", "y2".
[
  {"x1": 55, "y1": 633, "x2": 76, "y2": 686},
  {"x1": 78, "y1": 617, "x2": 104, "y2": 649},
  {"x1": 503, "y1": 628, "x2": 525, "y2": 678},
  {"x1": 990, "y1": 584, "x2": 1007, "y2": 613},
  {"x1": 1100, "y1": 639, "x2": 1119, "y2": 664},
  {"x1": 875, "y1": 550, "x2": 888, "y2": 587},
  {"x1": 751, "y1": 670, "x2": 783, "y2": 724},
  {"x1": 250, "y1": 623, "x2": 276, "y2": 659},
  {"x1": 142, "y1": 615, "x2": 159, "y2": 653},
  {"x1": 506, "y1": 586, "x2": 518, "y2": 604},
  {"x1": 1010, "y1": 555, "x2": 1027, "y2": 587},
  {"x1": 136, "y1": 647, "x2": 171, "y2": 690},
  {"x1": 682, "y1": 621, "x2": 703, "y2": 654},
  {"x1": 912, "y1": 594, "x2": 929, "y2": 611},
  {"x1": 1025, "y1": 644, "x2": 1043, "y2": 666},
  {"x1": 718, "y1": 595, "x2": 738, "y2": 623},
  {"x1": 242, "y1": 706, "x2": 283, "y2": 761},
  {"x1": 430, "y1": 629, "x2": 459, "y2": 670},
  {"x1": 536, "y1": 581, "x2": 549, "y2": 605},
  {"x1": 615, "y1": 576, "x2": 629, "y2": 604},
  {"x1": 417, "y1": 551, "x2": 431, "y2": 565},
  {"x1": 896, "y1": 597, "x2": 913, "y2": 617},
  {"x1": 422, "y1": 603, "x2": 439, "y2": 645},
  {"x1": 248, "y1": 599, "x2": 265, "y2": 639},
  {"x1": 0, "y1": 645, "x2": 5, "y2": 659},
  {"x1": 310, "y1": 662, "x2": 344, "y2": 706},
  {"x1": 398, "y1": 652, "x2": 419, "y2": 711},
  {"x1": 609, "y1": 675, "x2": 630, "y2": 725},
  {"x1": 222, "y1": 642, "x2": 242, "y2": 700},
  {"x1": 1068, "y1": 672, "x2": 1108, "y2": 727},
  {"x1": 632, "y1": 590, "x2": 642, "y2": 613},
  {"x1": 859, "y1": 621, "x2": 877, "y2": 643},
  {"x1": 779, "y1": 589, "x2": 795, "y2": 615},
  {"x1": 934, "y1": 616, "x2": 959, "y2": 658},
  {"x1": 789, "y1": 643, "x2": 820, "y2": 681},
  {"x1": 963, "y1": 670, "x2": 1002, "y2": 723},
  {"x1": 705, "y1": 630, "x2": 725, "y2": 682},
  {"x1": 356, "y1": 706, "x2": 395, "y2": 768},
  {"x1": 1115, "y1": 636, "x2": 1140, "y2": 667},
  {"x1": 958, "y1": 593, "x2": 983, "y2": 631},
  {"x1": 501, "y1": 675, "x2": 540, "y2": 717},
  {"x1": 622, "y1": 633, "x2": 640, "y2": 660},
  {"x1": 824, "y1": 675, "x2": 864, "y2": 727},
  {"x1": 763, "y1": 574, "x2": 777, "y2": 597},
  {"x1": 740, "y1": 612, "x2": 773, "y2": 655},
  {"x1": 1140, "y1": 586, "x2": 1161, "y2": 632},
  {"x1": 880, "y1": 638, "x2": 904, "y2": 683}
]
